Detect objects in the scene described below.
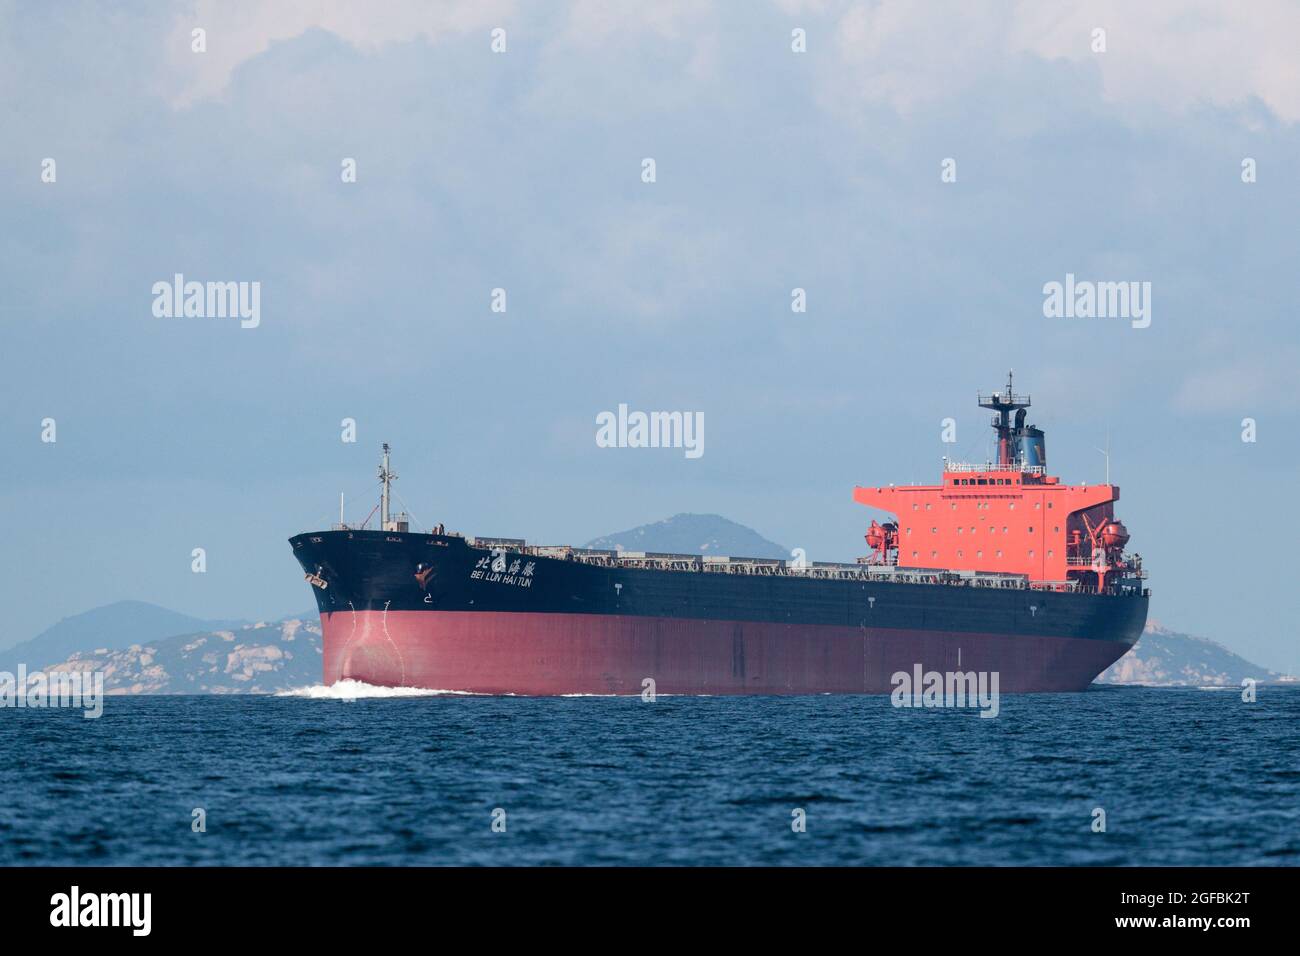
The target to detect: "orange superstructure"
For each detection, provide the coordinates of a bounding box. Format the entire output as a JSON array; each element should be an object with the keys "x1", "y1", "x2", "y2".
[{"x1": 854, "y1": 374, "x2": 1142, "y2": 593}]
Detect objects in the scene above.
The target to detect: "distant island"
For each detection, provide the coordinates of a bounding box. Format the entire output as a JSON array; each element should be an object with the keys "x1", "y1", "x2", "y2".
[{"x1": 1096, "y1": 621, "x2": 1282, "y2": 687}]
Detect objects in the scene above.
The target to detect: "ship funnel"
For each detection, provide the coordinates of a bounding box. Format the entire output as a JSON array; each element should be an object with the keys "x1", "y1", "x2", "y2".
[{"x1": 1018, "y1": 426, "x2": 1046, "y2": 468}]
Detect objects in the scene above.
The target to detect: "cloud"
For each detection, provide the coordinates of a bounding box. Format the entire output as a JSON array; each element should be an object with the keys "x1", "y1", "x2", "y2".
[
  {"x1": 821, "y1": 0, "x2": 1300, "y2": 123},
  {"x1": 158, "y1": 1, "x2": 1300, "y2": 126},
  {"x1": 162, "y1": 0, "x2": 516, "y2": 106}
]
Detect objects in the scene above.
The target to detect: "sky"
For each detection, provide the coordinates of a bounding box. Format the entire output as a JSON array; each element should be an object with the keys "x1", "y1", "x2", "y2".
[{"x1": 2, "y1": 1, "x2": 1298, "y2": 672}]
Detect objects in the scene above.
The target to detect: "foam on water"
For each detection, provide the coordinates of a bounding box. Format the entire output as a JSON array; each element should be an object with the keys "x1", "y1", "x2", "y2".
[{"x1": 276, "y1": 679, "x2": 477, "y2": 699}]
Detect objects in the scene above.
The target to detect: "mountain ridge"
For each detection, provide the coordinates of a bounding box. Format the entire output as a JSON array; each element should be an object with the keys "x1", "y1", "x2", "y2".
[
  {"x1": 0, "y1": 600, "x2": 244, "y2": 673},
  {"x1": 585, "y1": 512, "x2": 788, "y2": 559}
]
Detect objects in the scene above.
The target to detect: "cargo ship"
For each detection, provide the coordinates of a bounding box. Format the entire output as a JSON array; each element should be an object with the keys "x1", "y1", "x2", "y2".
[{"x1": 289, "y1": 375, "x2": 1148, "y2": 694}]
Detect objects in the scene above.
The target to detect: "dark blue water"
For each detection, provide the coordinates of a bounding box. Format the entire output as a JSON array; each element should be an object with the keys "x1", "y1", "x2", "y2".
[{"x1": 2, "y1": 686, "x2": 1297, "y2": 865}]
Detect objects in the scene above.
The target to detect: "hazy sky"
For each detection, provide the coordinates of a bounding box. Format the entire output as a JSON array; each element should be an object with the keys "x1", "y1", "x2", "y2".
[{"x1": 3, "y1": 2, "x2": 1298, "y2": 671}]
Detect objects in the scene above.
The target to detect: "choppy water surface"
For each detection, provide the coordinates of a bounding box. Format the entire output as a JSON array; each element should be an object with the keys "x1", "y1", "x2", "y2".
[{"x1": 1, "y1": 685, "x2": 1296, "y2": 865}]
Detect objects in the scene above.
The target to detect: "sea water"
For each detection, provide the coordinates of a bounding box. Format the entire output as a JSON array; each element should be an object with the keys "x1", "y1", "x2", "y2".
[{"x1": 0, "y1": 685, "x2": 1296, "y2": 866}]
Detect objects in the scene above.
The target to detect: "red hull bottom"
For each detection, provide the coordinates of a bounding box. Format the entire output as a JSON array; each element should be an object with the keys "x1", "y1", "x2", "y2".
[{"x1": 319, "y1": 610, "x2": 1131, "y2": 695}]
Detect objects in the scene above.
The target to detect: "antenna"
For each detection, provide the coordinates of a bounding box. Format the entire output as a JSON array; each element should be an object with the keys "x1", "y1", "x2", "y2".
[
  {"x1": 1094, "y1": 431, "x2": 1111, "y2": 485},
  {"x1": 378, "y1": 443, "x2": 397, "y2": 530},
  {"x1": 339, "y1": 491, "x2": 345, "y2": 528}
]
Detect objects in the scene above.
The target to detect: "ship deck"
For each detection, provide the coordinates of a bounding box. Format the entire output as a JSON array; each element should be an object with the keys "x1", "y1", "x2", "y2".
[{"x1": 426, "y1": 533, "x2": 1147, "y2": 597}]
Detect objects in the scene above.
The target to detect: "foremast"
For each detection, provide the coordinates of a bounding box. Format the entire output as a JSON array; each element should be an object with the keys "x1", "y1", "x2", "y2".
[{"x1": 378, "y1": 442, "x2": 396, "y2": 531}]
